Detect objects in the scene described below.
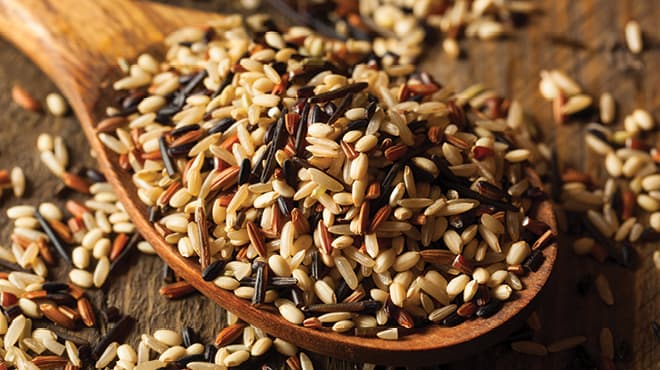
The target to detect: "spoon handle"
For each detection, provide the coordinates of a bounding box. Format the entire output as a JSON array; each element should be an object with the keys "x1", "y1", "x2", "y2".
[
  {"x1": 0, "y1": 0, "x2": 144, "y2": 110},
  {"x1": 0, "y1": 0, "x2": 218, "y2": 112}
]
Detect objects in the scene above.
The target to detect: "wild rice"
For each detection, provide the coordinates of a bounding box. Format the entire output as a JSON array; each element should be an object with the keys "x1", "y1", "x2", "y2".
[
  {"x1": 69, "y1": 269, "x2": 93, "y2": 288},
  {"x1": 376, "y1": 328, "x2": 398, "y2": 341},
  {"x1": 251, "y1": 337, "x2": 272, "y2": 357},
  {"x1": 159, "y1": 346, "x2": 187, "y2": 362},
  {"x1": 594, "y1": 274, "x2": 614, "y2": 306},
  {"x1": 632, "y1": 109, "x2": 654, "y2": 131},
  {"x1": 82, "y1": 16, "x2": 558, "y2": 340},
  {"x1": 511, "y1": 341, "x2": 548, "y2": 356},
  {"x1": 546, "y1": 336, "x2": 586, "y2": 352},
  {"x1": 10, "y1": 166, "x2": 25, "y2": 197},
  {"x1": 506, "y1": 241, "x2": 531, "y2": 265},
  {"x1": 11, "y1": 84, "x2": 41, "y2": 112},
  {"x1": 548, "y1": 83, "x2": 660, "y2": 327},
  {"x1": 599, "y1": 327, "x2": 614, "y2": 359},
  {"x1": 599, "y1": 93, "x2": 615, "y2": 124},
  {"x1": 650, "y1": 212, "x2": 660, "y2": 232},
  {"x1": 624, "y1": 20, "x2": 643, "y2": 54},
  {"x1": 95, "y1": 342, "x2": 118, "y2": 368},
  {"x1": 4, "y1": 314, "x2": 26, "y2": 348},
  {"x1": 46, "y1": 92, "x2": 68, "y2": 116},
  {"x1": 136, "y1": 360, "x2": 166, "y2": 370},
  {"x1": 561, "y1": 94, "x2": 592, "y2": 115},
  {"x1": 223, "y1": 350, "x2": 250, "y2": 367},
  {"x1": 279, "y1": 303, "x2": 305, "y2": 325}
]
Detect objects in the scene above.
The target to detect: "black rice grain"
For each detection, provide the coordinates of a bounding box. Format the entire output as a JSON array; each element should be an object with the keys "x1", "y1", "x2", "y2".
[
  {"x1": 238, "y1": 158, "x2": 251, "y2": 185},
  {"x1": 261, "y1": 109, "x2": 287, "y2": 183},
  {"x1": 252, "y1": 261, "x2": 267, "y2": 305},
  {"x1": 182, "y1": 326, "x2": 197, "y2": 348},
  {"x1": 202, "y1": 260, "x2": 226, "y2": 282},
  {"x1": 327, "y1": 92, "x2": 354, "y2": 125},
  {"x1": 208, "y1": 117, "x2": 236, "y2": 135},
  {"x1": 102, "y1": 306, "x2": 121, "y2": 323},
  {"x1": 42, "y1": 282, "x2": 69, "y2": 293},
  {"x1": 523, "y1": 248, "x2": 545, "y2": 272},
  {"x1": 441, "y1": 313, "x2": 465, "y2": 327},
  {"x1": 93, "y1": 315, "x2": 132, "y2": 358},
  {"x1": 159, "y1": 136, "x2": 176, "y2": 177},
  {"x1": 294, "y1": 104, "x2": 310, "y2": 157},
  {"x1": 475, "y1": 300, "x2": 502, "y2": 318},
  {"x1": 204, "y1": 343, "x2": 217, "y2": 362},
  {"x1": 84, "y1": 168, "x2": 106, "y2": 183},
  {"x1": 175, "y1": 354, "x2": 206, "y2": 368}
]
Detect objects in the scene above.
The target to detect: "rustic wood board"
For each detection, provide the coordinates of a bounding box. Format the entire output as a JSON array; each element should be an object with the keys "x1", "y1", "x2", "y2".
[{"x1": 0, "y1": 0, "x2": 657, "y2": 369}]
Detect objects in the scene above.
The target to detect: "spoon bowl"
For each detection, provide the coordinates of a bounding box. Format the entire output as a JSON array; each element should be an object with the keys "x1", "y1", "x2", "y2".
[{"x1": 0, "y1": 0, "x2": 557, "y2": 365}]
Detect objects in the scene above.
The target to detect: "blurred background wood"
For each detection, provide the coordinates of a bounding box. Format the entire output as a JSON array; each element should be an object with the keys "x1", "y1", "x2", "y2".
[{"x1": 0, "y1": 0, "x2": 657, "y2": 369}]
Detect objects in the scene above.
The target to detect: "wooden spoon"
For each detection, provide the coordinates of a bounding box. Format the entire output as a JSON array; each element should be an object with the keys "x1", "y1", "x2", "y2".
[{"x1": 0, "y1": 0, "x2": 557, "y2": 365}]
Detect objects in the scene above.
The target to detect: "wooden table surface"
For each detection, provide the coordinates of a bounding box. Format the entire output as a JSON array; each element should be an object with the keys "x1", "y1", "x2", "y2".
[{"x1": 0, "y1": 0, "x2": 658, "y2": 369}]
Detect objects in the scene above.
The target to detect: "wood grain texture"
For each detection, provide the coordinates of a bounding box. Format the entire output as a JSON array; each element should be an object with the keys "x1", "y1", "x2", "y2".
[{"x1": 0, "y1": 0, "x2": 657, "y2": 368}]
